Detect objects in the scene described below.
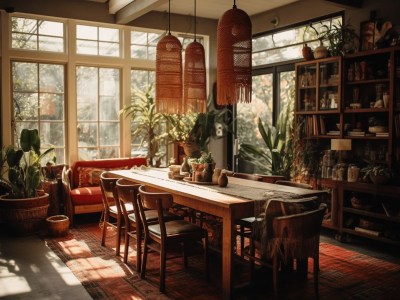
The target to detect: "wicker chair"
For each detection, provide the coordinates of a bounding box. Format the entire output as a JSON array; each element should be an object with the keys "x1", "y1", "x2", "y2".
[
  {"x1": 245, "y1": 200, "x2": 326, "y2": 298},
  {"x1": 138, "y1": 185, "x2": 208, "y2": 292},
  {"x1": 115, "y1": 179, "x2": 181, "y2": 272}
]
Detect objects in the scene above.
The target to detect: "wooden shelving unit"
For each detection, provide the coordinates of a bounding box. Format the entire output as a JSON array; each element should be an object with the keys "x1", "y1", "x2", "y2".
[{"x1": 295, "y1": 48, "x2": 400, "y2": 247}]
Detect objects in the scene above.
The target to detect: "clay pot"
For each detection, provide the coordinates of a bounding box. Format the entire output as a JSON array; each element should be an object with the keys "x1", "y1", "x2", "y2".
[
  {"x1": 313, "y1": 44, "x2": 328, "y2": 59},
  {"x1": 302, "y1": 44, "x2": 313, "y2": 61}
]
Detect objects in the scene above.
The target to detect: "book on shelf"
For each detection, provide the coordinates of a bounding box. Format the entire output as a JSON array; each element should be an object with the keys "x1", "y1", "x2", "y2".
[
  {"x1": 327, "y1": 131, "x2": 340, "y2": 136},
  {"x1": 347, "y1": 131, "x2": 366, "y2": 136},
  {"x1": 375, "y1": 132, "x2": 389, "y2": 137},
  {"x1": 354, "y1": 226, "x2": 381, "y2": 237}
]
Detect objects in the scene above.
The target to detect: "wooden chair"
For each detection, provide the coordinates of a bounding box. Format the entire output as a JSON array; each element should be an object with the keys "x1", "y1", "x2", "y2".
[
  {"x1": 115, "y1": 179, "x2": 182, "y2": 272},
  {"x1": 100, "y1": 172, "x2": 133, "y2": 256},
  {"x1": 245, "y1": 200, "x2": 326, "y2": 299},
  {"x1": 275, "y1": 180, "x2": 313, "y2": 190},
  {"x1": 138, "y1": 185, "x2": 208, "y2": 292},
  {"x1": 232, "y1": 172, "x2": 263, "y2": 181}
]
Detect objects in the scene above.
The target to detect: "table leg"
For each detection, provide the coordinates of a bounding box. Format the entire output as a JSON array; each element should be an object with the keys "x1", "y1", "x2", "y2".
[{"x1": 222, "y1": 211, "x2": 234, "y2": 300}]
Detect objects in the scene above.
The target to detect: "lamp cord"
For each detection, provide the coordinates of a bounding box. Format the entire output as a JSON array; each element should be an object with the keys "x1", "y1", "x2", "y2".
[
  {"x1": 168, "y1": 0, "x2": 171, "y2": 34},
  {"x1": 194, "y1": 0, "x2": 197, "y2": 41},
  {"x1": 233, "y1": 0, "x2": 236, "y2": 9}
]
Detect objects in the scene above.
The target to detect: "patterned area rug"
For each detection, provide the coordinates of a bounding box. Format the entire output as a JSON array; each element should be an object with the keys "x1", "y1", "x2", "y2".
[{"x1": 45, "y1": 223, "x2": 400, "y2": 299}]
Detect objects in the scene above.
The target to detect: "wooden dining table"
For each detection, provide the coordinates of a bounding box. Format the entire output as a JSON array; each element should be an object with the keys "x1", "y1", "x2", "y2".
[{"x1": 110, "y1": 168, "x2": 326, "y2": 300}]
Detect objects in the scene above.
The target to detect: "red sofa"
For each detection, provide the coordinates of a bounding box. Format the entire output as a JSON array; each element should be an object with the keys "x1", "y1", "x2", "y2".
[{"x1": 62, "y1": 157, "x2": 147, "y2": 226}]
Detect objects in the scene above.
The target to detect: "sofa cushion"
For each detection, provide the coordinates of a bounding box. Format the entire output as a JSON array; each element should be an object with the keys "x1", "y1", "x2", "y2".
[
  {"x1": 70, "y1": 186, "x2": 103, "y2": 205},
  {"x1": 71, "y1": 157, "x2": 147, "y2": 189},
  {"x1": 78, "y1": 167, "x2": 104, "y2": 187}
]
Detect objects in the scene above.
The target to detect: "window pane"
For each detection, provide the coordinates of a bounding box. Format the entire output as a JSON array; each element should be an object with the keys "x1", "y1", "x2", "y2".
[
  {"x1": 99, "y1": 68, "x2": 119, "y2": 97},
  {"x1": 77, "y1": 66, "x2": 98, "y2": 120},
  {"x1": 76, "y1": 25, "x2": 97, "y2": 40},
  {"x1": 279, "y1": 71, "x2": 295, "y2": 114},
  {"x1": 78, "y1": 123, "x2": 98, "y2": 146},
  {"x1": 79, "y1": 148, "x2": 98, "y2": 160},
  {"x1": 148, "y1": 33, "x2": 160, "y2": 45},
  {"x1": 100, "y1": 123, "x2": 119, "y2": 145},
  {"x1": 99, "y1": 27, "x2": 119, "y2": 42},
  {"x1": 237, "y1": 74, "x2": 273, "y2": 147},
  {"x1": 38, "y1": 21, "x2": 63, "y2": 37},
  {"x1": 148, "y1": 45, "x2": 156, "y2": 60},
  {"x1": 39, "y1": 36, "x2": 64, "y2": 52},
  {"x1": 12, "y1": 33, "x2": 37, "y2": 50},
  {"x1": 12, "y1": 62, "x2": 38, "y2": 92},
  {"x1": 40, "y1": 93, "x2": 64, "y2": 120},
  {"x1": 14, "y1": 122, "x2": 38, "y2": 142},
  {"x1": 39, "y1": 64, "x2": 64, "y2": 93},
  {"x1": 131, "y1": 31, "x2": 147, "y2": 44},
  {"x1": 14, "y1": 93, "x2": 38, "y2": 120},
  {"x1": 12, "y1": 17, "x2": 37, "y2": 34},
  {"x1": 100, "y1": 96, "x2": 118, "y2": 120},
  {"x1": 99, "y1": 41, "x2": 119, "y2": 56},
  {"x1": 54, "y1": 148, "x2": 65, "y2": 164},
  {"x1": 40, "y1": 122, "x2": 64, "y2": 146},
  {"x1": 100, "y1": 147, "x2": 119, "y2": 159},
  {"x1": 131, "y1": 45, "x2": 147, "y2": 59},
  {"x1": 77, "y1": 40, "x2": 98, "y2": 55}
]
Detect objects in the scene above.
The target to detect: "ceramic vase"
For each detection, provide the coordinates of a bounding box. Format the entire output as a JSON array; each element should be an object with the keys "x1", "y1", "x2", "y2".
[
  {"x1": 212, "y1": 168, "x2": 222, "y2": 184},
  {"x1": 218, "y1": 173, "x2": 228, "y2": 187},
  {"x1": 302, "y1": 44, "x2": 313, "y2": 61}
]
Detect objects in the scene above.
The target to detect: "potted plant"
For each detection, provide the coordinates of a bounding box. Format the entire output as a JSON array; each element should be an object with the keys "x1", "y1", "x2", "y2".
[
  {"x1": 361, "y1": 163, "x2": 392, "y2": 185},
  {"x1": 120, "y1": 85, "x2": 167, "y2": 167},
  {"x1": 239, "y1": 97, "x2": 294, "y2": 179},
  {"x1": 0, "y1": 128, "x2": 55, "y2": 234},
  {"x1": 163, "y1": 97, "x2": 232, "y2": 157}
]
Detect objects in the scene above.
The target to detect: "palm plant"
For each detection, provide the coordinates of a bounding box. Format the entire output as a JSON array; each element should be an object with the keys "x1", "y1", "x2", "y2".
[
  {"x1": 120, "y1": 85, "x2": 166, "y2": 166},
  {"x1": 239, "y1": 99, "x2": 294, "y2": 178}
]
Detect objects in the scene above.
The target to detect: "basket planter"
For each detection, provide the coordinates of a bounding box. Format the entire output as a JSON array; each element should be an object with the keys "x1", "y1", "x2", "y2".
[
  {"x1": 46, "y1": 215, "x2": 70, "y2": 237},
  {"x1": 0, "y1": 193, "x2": 50, "y2": 235}
]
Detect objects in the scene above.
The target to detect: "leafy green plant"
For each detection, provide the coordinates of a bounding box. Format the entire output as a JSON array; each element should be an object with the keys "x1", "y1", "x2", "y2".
[
  {"x1": 318, "y1": 20, "x2": 359, "y2": 56},
  {"x1": 361, "y1": 163, "x2": 392, "y2": 183},
  {"x1": 0, "y1": 129, "x2": 55, "y2": 199},
  {"x1": 198, "y1": 152, "x2": 214, "y2": 164},
  {"x1": 120, "y1": 85, "x2": 166, "y2": 166},
  {"x1": 239, "y1": 99, "x2": 294, "y2": 178},
  {"x1": 163, "y1": 97, "x2": 232, "y2": 153}
]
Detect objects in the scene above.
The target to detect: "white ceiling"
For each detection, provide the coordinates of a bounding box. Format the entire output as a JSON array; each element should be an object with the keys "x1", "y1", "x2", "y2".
[{"x1": 105, "y1": 0, "x2": 299, "y2": 24}]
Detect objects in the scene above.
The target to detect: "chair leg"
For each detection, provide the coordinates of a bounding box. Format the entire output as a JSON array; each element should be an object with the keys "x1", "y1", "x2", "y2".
[
  {"x1": 101, "y1": 211, "x2": 108, "y2": 247},
  {"x1": 273, "y1": 255, "x2": 279, "y2": 300},
  {"x1": 140, "y1": 240, "x2": 148, "y2": 279},
  {"x1": 240, "y1": 224, "x2": 245, "y2": 257},
  {"x1": 116, "y1": 215, "x2": 122, "y2": 256},
  {"x1": 314, "y1": 256, "x2": 320, "y2": 300},
  {"x1": 123, "y1": 230, "x2": 129, "y2": 264},
  {"x1": 204, "y1": 234, "x2": 209, "y2": 280},
  {"x1": 136, "y1": 227, "x2": 142, "y2": 273},
  {"x1": 183, "y1": 241, "x2": 188, "y2": 268},
  {"x1": 160, "y1": 243, "x2": 167, "y2": 292}
]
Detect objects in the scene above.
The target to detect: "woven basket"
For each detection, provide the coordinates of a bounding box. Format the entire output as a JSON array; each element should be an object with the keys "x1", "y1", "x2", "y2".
[
  {"x1": 46, "y1": 215, "x2": 70, "y2": 237},
  {"x1": 0, "y1": 193, "x2": 50, "y2": 235}
]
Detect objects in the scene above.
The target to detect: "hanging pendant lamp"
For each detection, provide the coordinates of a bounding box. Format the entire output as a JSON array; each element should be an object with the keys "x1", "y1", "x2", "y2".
[
  {"x1": 183, "y1": 0, "x2": 206, "y2": 113},
  {"x1": 217, "y1": 0, "x2": 252, "y2": 105},
  {"x1": 156, "y1": 0, "x2": 183, "y2": 114}
]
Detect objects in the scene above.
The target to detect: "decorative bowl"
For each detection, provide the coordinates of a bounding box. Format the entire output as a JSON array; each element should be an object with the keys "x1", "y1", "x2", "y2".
[{"x1": 368, "y1": 126, "x2": 387, "y2": 133}]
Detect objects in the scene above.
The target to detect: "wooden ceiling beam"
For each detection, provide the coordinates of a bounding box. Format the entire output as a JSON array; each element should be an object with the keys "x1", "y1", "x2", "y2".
[
  {"x1": 325, "y1": 0, "x2": 363, "y2": 8},
  {"x1": 115, "y1": 0, "x2": 168, "y2": 24}
]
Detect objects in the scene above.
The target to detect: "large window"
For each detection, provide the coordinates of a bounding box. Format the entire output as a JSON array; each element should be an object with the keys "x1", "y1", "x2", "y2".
[
  {"x1": 236, "y1": 14, "x2": 341, "y2": 172},
  {"x1": 77, "y1": 66, "x2": 120, "y2": 160},
  {"x1": 131, "y1": 30, "x2": 161, "y2": 60},
  {"x1": 11, "y1": 17, "x2": 64, "y2": 52},
  {"x1": 76, "y1": 25, "x2": 120, "y2": 57},
  {"x1": 12, "y1": 61, "x2": 66, "y2": 163}
]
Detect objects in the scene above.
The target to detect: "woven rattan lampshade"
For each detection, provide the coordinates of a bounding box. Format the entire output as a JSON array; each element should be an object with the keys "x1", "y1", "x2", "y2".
[
  {"x1": 183, "y1": 0, "x2": 206, "y2": 113},
  {"x1": 217, "y1": 1, "x2": 252, "y2": 105},
  {"x1": 156, "y1": 0, "x2": 183, "y2": 114}
]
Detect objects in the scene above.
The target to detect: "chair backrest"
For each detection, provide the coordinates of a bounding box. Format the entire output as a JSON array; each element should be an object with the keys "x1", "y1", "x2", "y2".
[
  {"x1": 256, "y1": 174, "x2": 285, "y2": 183},
  {"x1": 275, "y1": 180, "x2": 313, "y2": 190},
  {"x1": 233, "y1": 172, "x2": 263, "y2": 181},
  {"x1": 115, "y1": 179, "x2": 141, "y2": 225},
  {"x1": 271, "y1": 204, "x2": 326, "y2": 259},
  {"x1": 256, "y1": 197, "x2": 322, "y2": 247},
  {"x1": 100, "y1": 172, "x2": 119, "y2": 211},
  {"x1": 138, "y1": 185, "x2": 174, "y2": 239}
]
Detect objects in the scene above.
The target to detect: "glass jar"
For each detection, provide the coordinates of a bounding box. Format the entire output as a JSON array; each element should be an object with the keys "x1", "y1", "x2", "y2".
[
  {"x1": 337, "y1": 163, "x2": 347, "y2": 181},
  {"x1": 332, "y1": 164, "x2": 338, "y2": 180}
]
